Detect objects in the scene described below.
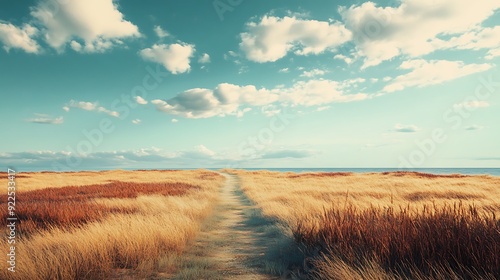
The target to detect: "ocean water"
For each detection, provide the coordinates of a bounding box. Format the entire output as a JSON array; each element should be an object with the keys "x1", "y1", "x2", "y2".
[
  {"x1": 237, "y1": 168, "x2": 500, "y2": 176},
  {"x1": 17, "y1": 167, "x2": 500, "y2": 176}
]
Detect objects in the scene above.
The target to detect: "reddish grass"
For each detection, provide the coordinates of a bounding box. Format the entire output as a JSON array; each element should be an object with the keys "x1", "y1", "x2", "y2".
[
  {"x1": 0, "y1": 181, "x2": 198, "y2": 237},
  {"x1": 287, "y1": 172, "x2": 354, "y2": 179},
  {"x1": 381, "y1": 171, "x2": 468, "y2": 178},
  {"x1": 294, "y1": 203, "x2": 500, "y2": 278}
]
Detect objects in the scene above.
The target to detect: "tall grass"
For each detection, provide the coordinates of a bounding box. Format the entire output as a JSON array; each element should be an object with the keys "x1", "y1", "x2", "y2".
[
  {"x1": 295, "y1": 203, "x2": 499, "y2": 279},
  {"x1": 0, "y1": 170, "x2": 224, "y2": 280},
  {"x1": 230, "y1": 170, "x2": 500, "y2": 279},
  {"x1": 0, "y1": 181, "x2": 197, "y2": 236}
]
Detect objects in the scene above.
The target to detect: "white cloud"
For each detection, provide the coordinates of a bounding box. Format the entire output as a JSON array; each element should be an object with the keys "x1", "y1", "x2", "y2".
[
  {"x1": 300, "y1": 69, "x2": 326, "y2": 78},
  {"x1": 340, "y1": 0, "x2": 500, "y2": 68},
  {"x1": 0, "y1": 146, "x2": 316, "y2": 170},
  {"x1": 198, "y1": 53, "x2": 210, "y2": 64},
  {"x1": 393, "y1": 124, "x2": 420, "y2": 133},
  {"x1": 195, "y1": 145, "x2": 216, "y2": 157},
  {"x1": 151, "y1": 84, "x2": 279, "y2": 119},
  {"x1": 31, "y1": 0, "x2": 140, "y2": 53},
  {"x1": 151, "y1": 79, "x2": 367, "y2": 118},
  {"x1": 438, "y1": 26, "x2": 500, "y2": 51},
  {"x1": 135, "y1": 96, "x2": 148, "y2": 105},
  {"x1": 139, "y1": 43, "x2": 195, "y2": 74},
  {"x1": 240, "y1": 15, "x2": 352, "y2": 62},
  {"x1": 261, "y1": 105, "x2": 281, "y2": 117},
  {"x1": 154, "y1": 25, "x2": 169, "y2": 39},
  {"x1": 0, "y1": 23, "x2": 40, "y2": 53},
  {"x1": 26, "y1": 113, "x2": 63, "y2": 125},
  {"x1": 132, "y1": 119, "x2": 141, "y2": 124},
  {"x1": 486, "y1": 48, "x2": 500, "y2": 60},
  {"x1": 65, "y1": 100, "x2": 119, "y2": 117},
  {"x1": 333, "y1": 54, "x2": 353, "y2": 64},
  {"x1": 384, "y1": 59, "x2": 492, "y2": 92},
  {"x1": 453, "y1": 101, "x2": 490, "y2": 109},
  {"x1": 283, "y1": 79, "x2": 368, "y2": 106},
  {"x1": 171, "y1": 118, "x2": 178, "y2": 123},
  {"x1": 278, "y1": 68, "x2": 290, "y2": 73}
]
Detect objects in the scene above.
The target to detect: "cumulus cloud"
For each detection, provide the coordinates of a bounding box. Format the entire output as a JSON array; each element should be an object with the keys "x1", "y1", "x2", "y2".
[
  {"x1": 135, "y1": 96, "x2": 148, "y2": 105},
  {"x1": 393, "y1": 123, "x2": 420, "y2": 133},
  {"x1": 171, "y1": 118, "x2": 178, "y2": 123},
  {"x1": 240, "y1": 15, "x2": 352, "y2": 62},
  {"x1": 383, "y1": 59, "x2": 492, "y2": 92},
  {"x1": 31, "y1": 0, "x2": 140, "y2": 53},
  {"x1": 152, "y1": 84, "x2": 278, "y2": 118},
  {"x1": 0, "y1": 22, "x2": 40, "y2": 53},
  {"x1": 64, "y1": 100, "x2": 119, "y2": 117},
  {"x1": 333, "y1": 54, "x2": 353, "y2": 64},
  {"x1": 339, "y1": 0, "x2": 500, "y2": 67},
  {"x1": 139, "y1": 43, "x2": 195, "y2": 74},
  {"x1": 153, "y1": 25, "x2": 169, "y2": 39},
  {"x1": 132, "y1": 119, "x2": 141, "y2": 124},
  {"x1": 198, "y1": 53, "x2": 211, "y2": 64},
  {"x1": 151, "y1": 79, "x2": 367, "y2": 118},
  {"x1": 26, "y1": 113, "x2": 63, "y2": 124},
  {"x1": 436, "y1": 26, "x2": 500, "y2": 52},
  {"x1": 485, "y1": 48, "x2": 500, "y2": 60}
]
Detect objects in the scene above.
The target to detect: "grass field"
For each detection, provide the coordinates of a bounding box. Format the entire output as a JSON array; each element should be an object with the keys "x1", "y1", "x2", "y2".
[
  {"x1": 230, "y1": 170, "x2": 500, "y2": 279},
  {"x1": 0, "y1": 170, "x2": 224, "y2": 280},
  {"x1": 1, "y1": 169, "x2": 499, "y2": 279}
]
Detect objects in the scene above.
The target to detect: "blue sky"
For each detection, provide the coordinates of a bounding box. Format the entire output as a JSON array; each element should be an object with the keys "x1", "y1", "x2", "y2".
[{"x1": 0, "y1": 0, "x2": 499, "y2": 170}]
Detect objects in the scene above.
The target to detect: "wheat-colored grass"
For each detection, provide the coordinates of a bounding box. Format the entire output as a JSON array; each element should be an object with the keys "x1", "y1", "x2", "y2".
[
  {"x1": 228, "y1": 170, "x2": 500, "y2": 226},
  {"x1": 228, "y1": 170, "x2": 500, "y2": 279},
  {"x1": 0, "y1": 169, "x2": 224, "y2": 280}
]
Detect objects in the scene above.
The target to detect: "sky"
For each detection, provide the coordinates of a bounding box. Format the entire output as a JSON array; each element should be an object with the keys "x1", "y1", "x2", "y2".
[{"x1": 0, "y1": 0, "x2": 499, "y2": 171}]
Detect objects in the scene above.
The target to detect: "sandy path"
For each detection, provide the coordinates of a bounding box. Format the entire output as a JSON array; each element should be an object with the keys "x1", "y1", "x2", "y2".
[{"x1": 170, "y1": 173, "x2": 283, "y2": 279}]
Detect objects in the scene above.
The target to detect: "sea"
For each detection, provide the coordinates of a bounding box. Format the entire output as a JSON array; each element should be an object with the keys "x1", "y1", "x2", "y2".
[
  {"x1": 15, "y1": 167, "x2": 500, "y2": 176},
  {"x1": 235, "y1": 168, "x2": 500, "y2": 176}
]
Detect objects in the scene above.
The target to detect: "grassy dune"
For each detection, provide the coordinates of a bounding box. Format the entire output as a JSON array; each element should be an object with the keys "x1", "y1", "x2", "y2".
[
  {"x1": 0, "y1": 170, "x2": 224, "y2": 280},
  {"x1": 231, "y1": 170, "x2": 500, "y2": 279}
]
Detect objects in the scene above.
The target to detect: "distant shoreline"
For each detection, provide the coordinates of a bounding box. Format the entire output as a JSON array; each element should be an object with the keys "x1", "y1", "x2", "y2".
[{"x1": 4, "y1": 167, "x2": 500, "y2": 176}]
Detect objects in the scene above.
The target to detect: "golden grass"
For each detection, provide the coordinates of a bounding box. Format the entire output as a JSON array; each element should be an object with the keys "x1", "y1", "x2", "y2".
[
  {"x1": 0, "y1": 181, "x2": 198, "y2": 236},
  {"x1": 0, "y1": 169, "x2": 224, "y2": 280},
  {"x1": 229, "y1": 170, "x2": 500, "y2": 279},
  {"x1": 229, "y1": 170, "x2": 500, "y2": 225}
]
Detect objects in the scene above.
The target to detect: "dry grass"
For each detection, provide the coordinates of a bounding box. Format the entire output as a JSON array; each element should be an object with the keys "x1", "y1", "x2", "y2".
[
  {"x1": 0, "y1": 169, "x2": 224, "y2": 280},
  {"x1": 296, "y1": 204, "x2": 499, "y2": 279},
  {"x1": 0, "y1": 181, "x2": 197, "y2": 236},
  {"x1": 229, "y1": 169, "x2": 500, "y2": 279}
]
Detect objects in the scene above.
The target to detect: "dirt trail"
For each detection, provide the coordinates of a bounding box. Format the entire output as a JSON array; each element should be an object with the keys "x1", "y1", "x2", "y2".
[{"x1": 170, "y1": 173, "x2": 287, "y2": 279}]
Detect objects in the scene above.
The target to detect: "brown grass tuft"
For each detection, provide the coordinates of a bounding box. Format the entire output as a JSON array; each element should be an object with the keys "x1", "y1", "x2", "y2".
[
  {"x1": 0, "y1": 170, "x2": 224, "y2": 280},
  {"x1": 295, "y1": 203, "x2": 499, "y2": 278},
  {"x1": 231, "y1": 170, "x2": 500, "y2": 279},
  {"x1": 0, "y1": 181, "x2": 197, "y2": 236}
]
